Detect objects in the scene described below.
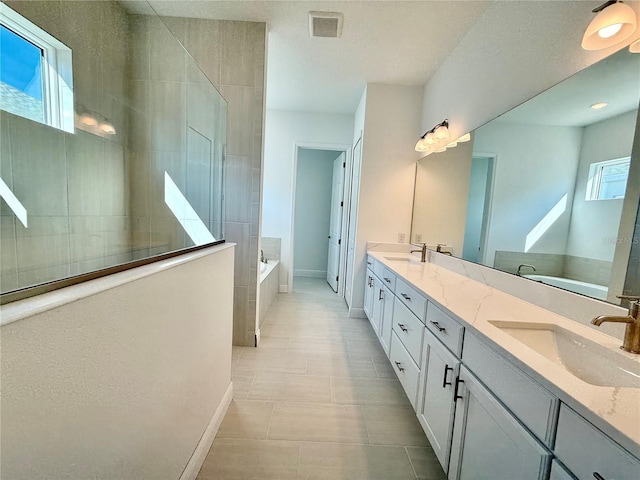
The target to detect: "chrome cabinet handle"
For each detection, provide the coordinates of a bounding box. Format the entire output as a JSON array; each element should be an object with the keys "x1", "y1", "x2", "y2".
[
  {"x1": 378, "y1": 289, "x2": 384, "y2": 300},
  {"x1": 401, "y1": 293, "x2": 411, "y2": 301},
  {"x1": 454, "y1": 377, "x2": 465, "y2": 401},
  {"x1": 430, "y1": 321, "x2": 446, "y2": 332},
  {"x1": 397, "y1": 323, "x2": 408, "y2": 332},
  {"x1": 367, "y1": 261, "x2": 372, "y2": 266},
  {"x1": 442, "y1": 364, "x2": 453, "y2": 388},
  {"x1": 394, "y1": 361, "x2": 404, "y2": 372},
  {"x1": 384, "y1": 277, "x2": 391, "y2": 283},
  {"x1": 593, "y1": 473, "x2": 606, "y2": 480}
]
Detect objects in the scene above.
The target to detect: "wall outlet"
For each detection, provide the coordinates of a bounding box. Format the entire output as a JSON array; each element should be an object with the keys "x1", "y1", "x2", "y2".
[
  {"x1": 398, "y1": 233, "x2": 406, "y2": 243},
  {"x1": 415, "y1": 234, "x2": 423, "y2": 243}
]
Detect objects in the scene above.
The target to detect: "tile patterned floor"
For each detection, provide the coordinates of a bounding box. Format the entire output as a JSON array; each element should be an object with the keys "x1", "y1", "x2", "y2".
[{"x1": 197, "y1": 277, "x2": 446, "y2": 480}]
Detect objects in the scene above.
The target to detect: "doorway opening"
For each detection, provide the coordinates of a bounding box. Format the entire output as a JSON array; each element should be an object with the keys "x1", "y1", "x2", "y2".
[
  {"x1": 291, "y1": 146, "x2": 349, "y2": 295},
  {"x1": 462, "y1": 154, "x2": 496, "y2": 264}
]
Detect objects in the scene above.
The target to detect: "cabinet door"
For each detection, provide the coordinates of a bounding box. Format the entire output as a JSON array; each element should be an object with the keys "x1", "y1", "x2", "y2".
[
  {"x1": 449, "y1": 366, "x2": 551, "y2": 480},
  {"x1": 370, "y1": 277, "x2": 384, "y2": 335},
  {"x1": 417, "y1": 328, "x2": 460, "y2": 472},
  {"x1": 378, "y1": 284, "x2": 394, "y2": 355},
  {"x1": 363, "y1": 268, "x2": 374, "y2": 319}
]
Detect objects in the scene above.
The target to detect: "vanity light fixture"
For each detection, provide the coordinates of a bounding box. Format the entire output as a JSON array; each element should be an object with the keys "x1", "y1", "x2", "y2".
[
  {"x1": 415, "y1": 120, "x2": 472, "y2": 154},
  {"x1": 581, "y1": 1, "x2": 637, "y2": 50},
  {"x1": 98, "y1": 120, "x2": 116, "y2": 135},
  {"x1": 591, "y1": 102, "x2": 608, "y2": 109}
]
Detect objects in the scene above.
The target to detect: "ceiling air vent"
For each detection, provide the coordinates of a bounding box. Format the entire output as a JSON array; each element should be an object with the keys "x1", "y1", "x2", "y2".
[{"x1": 309, "y1": 11, "x2": 343, "y2": 38}]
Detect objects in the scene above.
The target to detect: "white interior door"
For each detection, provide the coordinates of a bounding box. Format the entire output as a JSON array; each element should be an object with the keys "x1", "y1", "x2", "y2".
[
  {"x1": 326, "y1": 153, "x2": 345, "y2": 291},
  {"x1": 344, "y1": 138, "x2": 362, "y2": 306}
]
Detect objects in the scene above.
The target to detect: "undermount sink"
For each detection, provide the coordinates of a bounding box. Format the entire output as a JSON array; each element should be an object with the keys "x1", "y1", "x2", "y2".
[
  {"x1": 488, "y1": 321, "x2": 640, "y2": 388},
  {"x1": 384, "y1": 256, "x2": 419, "y2": 263}
]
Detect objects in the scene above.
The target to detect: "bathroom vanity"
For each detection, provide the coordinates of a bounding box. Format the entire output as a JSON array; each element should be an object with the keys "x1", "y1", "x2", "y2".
[{"x1": 364, "y1": 248, "x2": 640, "y2": 480}]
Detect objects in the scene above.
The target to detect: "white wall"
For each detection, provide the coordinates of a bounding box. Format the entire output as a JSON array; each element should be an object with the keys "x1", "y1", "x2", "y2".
[
  {"x1": 293, "y1": 149, "x2": 341, "y2": 275},
  {"x1": 566, "y1": 110, "x2": 639, "y2": 261},
  {"x1": 0, "y1": 245, "x2": 234, "y2": 480},
  {"x1": 349, "y1": 84, "x2": 424, "y2": 311},
  {"x1": 421, "y1": 1, "x2": 640, "y2": 142},
  {"x1": 472, "y1": 121, "x2": 583, "y2": 266},
  {"x1": 262, "y1": 110, "x2": 354, "y2": 291}
]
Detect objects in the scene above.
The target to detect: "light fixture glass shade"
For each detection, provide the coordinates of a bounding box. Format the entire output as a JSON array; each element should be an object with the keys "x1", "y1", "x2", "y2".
[
  {"x1": 434, "y1": 124, "x2": 450, "y2": 142},
  {"x1": 425, "y1": 131, "x2": 436, "y2": 145},
  {"x1": 435, "y1": 146, "x2": 447, "y2": 153},
  {"x1": 415, "y1": 138, "x2": 427, "y2": 151},
  {"x1": 457, "y1": 133, "x2": 471, "y2": 142},
  {"x1": 79, "y1": 112, "x2": 98, "y2": 126},
  {"x1": 630, "y1": 38, "x2": 640, "y2": 52},
  {"x1": 99, "y1": 121, "x2": 116, "y2": 135},
  {"x1": 446, "y1": 140, "x2": 458, "y2": 148},
  {"x1": 582, "y1": 1, "x2": 636, "y2": 50}
]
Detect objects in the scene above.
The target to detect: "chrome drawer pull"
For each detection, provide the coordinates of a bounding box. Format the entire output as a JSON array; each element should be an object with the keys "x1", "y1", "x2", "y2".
[
  {"x1": 378, "y1": 289, "x2": 384, "y2": 300},
  {"x1": 367, "y1": 261, "x2": 372, "y2": 266},
  {"x1": 397, "y1": 323, "x2": 408, "y2": 332},
  {"x1": 593, "y1": 473, "x2": 605, "y2": 480},
  {"x1": 442, "y1": 364, "x2": 453, "y2": 388},
  {"x1": 384, "y1": 277, "x2": 391, "y2": 283},
  {"x1": 401, "y1": 293, "x2": 411, "y2": 301},
  {"x1": 394, "y1": 361, "x2": 404, "y2": 372},
  {"x1": 430, "y1": 321, "x2": 446, "y2": 332}
]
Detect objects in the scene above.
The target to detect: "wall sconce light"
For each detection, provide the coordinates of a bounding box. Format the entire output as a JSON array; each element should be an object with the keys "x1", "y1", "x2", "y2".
[
  {"x1": 415, "y1": 120, "x2": 471, "y2": 156},
  {"x1": 581, "y1": 1, "x2": 636, "y2": 50}
]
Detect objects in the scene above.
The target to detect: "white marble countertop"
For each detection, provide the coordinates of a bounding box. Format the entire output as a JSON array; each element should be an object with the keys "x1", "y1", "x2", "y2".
[{"x1": 367, "y1": 249, "x2": 640, "y2": 457}]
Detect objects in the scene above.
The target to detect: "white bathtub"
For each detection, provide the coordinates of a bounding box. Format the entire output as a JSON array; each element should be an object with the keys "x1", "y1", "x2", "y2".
[
  {"x1": 523, "y1": 274, "x2": 608, "y2": 300},
  {"x1": 259, "y1": 260, "x2": 279, "y2": 283},
  {"x1": 259, "y1": 260, "x2": 280, "y2": 329}
]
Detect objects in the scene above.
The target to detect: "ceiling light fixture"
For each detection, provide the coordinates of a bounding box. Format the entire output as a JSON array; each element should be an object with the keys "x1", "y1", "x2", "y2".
[
  {"x1": 581, "y1": 1, "x2": 636, "y2": 50},
  {"x1": 591, "y1": 102, "x2": 608, "y2": 109}
]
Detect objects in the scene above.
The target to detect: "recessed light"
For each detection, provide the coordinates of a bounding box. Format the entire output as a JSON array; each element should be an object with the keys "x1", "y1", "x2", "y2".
[{"x1": 591, "y1": 102, "x2": 608, "y2": 110}]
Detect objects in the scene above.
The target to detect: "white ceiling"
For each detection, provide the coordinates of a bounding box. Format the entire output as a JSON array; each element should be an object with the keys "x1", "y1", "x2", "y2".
[
  {"x1": 497, "y1": 47, "x2": 640, "y2": 127},
  {"x1": 132, "y1": 0, "x2": 491, "y2": 114}
]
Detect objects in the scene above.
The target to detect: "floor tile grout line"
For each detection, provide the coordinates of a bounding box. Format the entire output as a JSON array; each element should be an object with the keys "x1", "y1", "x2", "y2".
[
  {"x1": 405, "y1": 446, "x2": 420, "y2": 480},
  {"x1": 264, "y1": 401, "x2": 277, "y2": 440},
  {"x1": 360, "y1": 404, "x2": 372, "y2": 445}
]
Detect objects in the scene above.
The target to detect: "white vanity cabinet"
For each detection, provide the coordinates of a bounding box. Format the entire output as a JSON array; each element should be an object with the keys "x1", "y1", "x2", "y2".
[
  {"x1": 364, "y1": 266, "x2": 375, "y2": 320},
  {"x1": 554, "y1": 405, "x2": 640, "y2": 480},
  {"x1": 417, "y1": 327, "x2": 460, "y2": 471},
  {"x1": 449, "y1": 366, "x2": 552, "y2": 480},
  {"x1": 377, "y1": 282, "x2": 394, "y2": 354}
]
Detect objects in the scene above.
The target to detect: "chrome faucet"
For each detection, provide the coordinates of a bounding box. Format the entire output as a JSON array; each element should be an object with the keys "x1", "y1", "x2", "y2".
[
  {"x1": 411, "y1": 244, "x2": 427, "y2": 262},
  {"x1": 260, "y1": 249, "x2": 267, "y2": 264},
  {"x1": 436, "y1": 244, "x2": 452, "y2": 256},
  {"x1": 517, "y1": 264, "x2": 536, "y2": 276},
  {"x1": 591, "y1": 295, "x2": 640, "y2": 354}
]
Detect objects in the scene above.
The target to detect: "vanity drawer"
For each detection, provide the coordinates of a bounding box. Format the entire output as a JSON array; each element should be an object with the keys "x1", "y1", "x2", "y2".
[
  {"x1": 462, "y1": 332, "x2": 557, "y2": 447},
  {"x1": 396, "y1": 278, "x2": 427, "y2": 320},
  {"x1": 392, "y1": 297, "x2": 424, "y2": 365},
  {"x1": 373, "y1": 258, "x2": 385, "y2": 281},
  {"x1": 555, "y1": 405, "x2": 640, "y2": 480},
  {"x1": 390, "y1": 331, "x2": 420, "y2": 409},
  {"x1": 366, "y1": 255, "x2": 376, "y2": 271},
  {"x1": 425, "y1": 303, "x2": 464, "y2": 357},
  {"x1": 381, "y1": 268, "x2": 396, "y2": 291}
]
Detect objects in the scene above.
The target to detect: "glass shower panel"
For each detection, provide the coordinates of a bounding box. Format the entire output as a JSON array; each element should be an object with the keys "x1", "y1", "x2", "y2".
[{"x1": 0, "y1": 0, "x2": 227, "y2": 297}]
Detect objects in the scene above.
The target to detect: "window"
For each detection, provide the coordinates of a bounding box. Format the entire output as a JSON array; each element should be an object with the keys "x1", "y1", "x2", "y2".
[
  {"x1": 0, "y1": 3, "x2": 73, "y2": 132},
  {"x1": 585, "y1": 157, "x2": 631, "y2": 201}
]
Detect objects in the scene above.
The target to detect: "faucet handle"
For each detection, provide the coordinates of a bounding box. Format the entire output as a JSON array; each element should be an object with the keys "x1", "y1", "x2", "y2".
[{"x1": 617, "y1": 295, "x2": 640, "y2": 302}]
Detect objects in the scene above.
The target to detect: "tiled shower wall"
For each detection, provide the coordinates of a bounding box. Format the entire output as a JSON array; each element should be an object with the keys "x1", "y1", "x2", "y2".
[
  {"x1": 162, "y1": 17, "x2": 267, "y2": 346},
  {"x1": 1, "y1": 1, "x2": 131, "y2": 291}
]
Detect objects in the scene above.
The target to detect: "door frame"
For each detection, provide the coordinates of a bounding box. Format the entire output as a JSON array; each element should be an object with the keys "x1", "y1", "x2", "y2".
[
  {"x1": 290, "y1": 142, "x2": 352, "y2": 295},
  {"x1": 470, "y1": 152, "x2": 497, "y2": 265}
]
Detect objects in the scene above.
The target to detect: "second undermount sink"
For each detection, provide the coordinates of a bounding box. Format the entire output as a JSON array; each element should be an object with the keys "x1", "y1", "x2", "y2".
[
  {"x1": 488, "y1": 321, "x2": 640, "y2": 388},
  {"x1": 384, "y1": 256, "x2": 421, "y2": 264}
]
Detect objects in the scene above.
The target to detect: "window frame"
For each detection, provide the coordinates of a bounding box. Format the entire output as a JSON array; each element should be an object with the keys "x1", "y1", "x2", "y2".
[
  {"x1": 585, "y1": 156, "x2": 631, "y2": 202},
  {"x1": 0, "y1": 3, "x2": 74, "y2": 133}
]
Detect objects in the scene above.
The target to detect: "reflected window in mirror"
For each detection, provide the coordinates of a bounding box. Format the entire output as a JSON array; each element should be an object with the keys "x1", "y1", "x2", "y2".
[{"x1": 586, "y1": 157, "x2": 631, "y2": 201}]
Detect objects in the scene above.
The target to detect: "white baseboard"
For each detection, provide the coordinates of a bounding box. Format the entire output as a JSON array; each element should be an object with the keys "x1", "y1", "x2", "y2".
[
  {"x1": 279, "y1": 284, "x2": 288, "y2": 293},
  {"x1": 349, "y1": 307, "x2": 366, "y2": 319},
  {"x1": 293, "y1": 269, "x2": 327, "y2": 278},
  {"x1": 179, "y1": 382, "x2": 233, "y2": 480}
]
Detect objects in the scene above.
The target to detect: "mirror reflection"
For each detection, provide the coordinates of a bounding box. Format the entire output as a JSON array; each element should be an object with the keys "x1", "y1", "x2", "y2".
[{"x1": 411, "y1": 48, "x2": 640, "y2": 304}]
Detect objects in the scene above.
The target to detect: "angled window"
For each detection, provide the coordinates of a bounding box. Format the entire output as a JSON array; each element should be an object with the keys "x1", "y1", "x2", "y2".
[
  {"x1": 0, "y1": 3, "x2": 73, "y2": 132},
  {"x1": 585, "y1": 157, "x2": 631, "y2": 201}
]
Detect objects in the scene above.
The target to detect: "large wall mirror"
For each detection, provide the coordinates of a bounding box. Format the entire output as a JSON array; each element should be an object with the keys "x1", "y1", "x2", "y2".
[{"x1": 411, "y1": 48, "x2": 640, "y2": 305}]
